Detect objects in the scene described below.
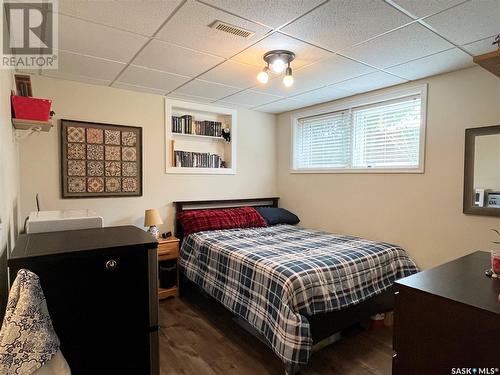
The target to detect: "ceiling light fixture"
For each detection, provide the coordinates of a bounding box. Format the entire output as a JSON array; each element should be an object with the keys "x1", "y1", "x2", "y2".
[{"x1": 257, "y1": 50, "x2": 295, "y2": 86}]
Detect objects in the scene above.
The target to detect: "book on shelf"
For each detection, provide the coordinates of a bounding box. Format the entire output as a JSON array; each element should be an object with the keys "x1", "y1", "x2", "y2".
[
  {"x1": 171, "y1": 115, "x2": 192, "y2": 134},
  {"x1": 173, "y1": 150, "x2": 223, "y2": 168},
  {"x1": 171, "y1": 115, "x2": 224, "y2": 138},
  {"x1": 194, "y1": 120, "x2": 222, "y2": 137}
]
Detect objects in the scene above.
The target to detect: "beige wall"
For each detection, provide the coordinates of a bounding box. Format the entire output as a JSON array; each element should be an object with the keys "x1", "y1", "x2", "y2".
[
  {"x1": 277, "y1": 67, "x2": 500, "y2": 269},
  {"x1": 19, "y1": 75, "x2": 277, "y2": 233},
  {"x1": 0, "y1": 70, "x2": 20, "y2": 315}
]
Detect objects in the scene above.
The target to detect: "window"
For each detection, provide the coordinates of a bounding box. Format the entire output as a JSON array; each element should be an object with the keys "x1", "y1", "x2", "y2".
[{"x1": 292, "y1": 86, "x2": 427, "y2": 173}]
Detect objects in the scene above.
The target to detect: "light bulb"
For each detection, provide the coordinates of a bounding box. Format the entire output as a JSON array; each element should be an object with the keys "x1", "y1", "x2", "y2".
[
  {"x1": 257, "y1": 67, "x2": 269, "y2": 84},
  {"x1": 283, "y1": 66, "x2": 293, "y2": 87},
  {"x1": 271, "y1": 58, "x2": 285, "y2": 73},
  {"x1": 283, "y1": 74, "x2": 294, "y2": 87}
]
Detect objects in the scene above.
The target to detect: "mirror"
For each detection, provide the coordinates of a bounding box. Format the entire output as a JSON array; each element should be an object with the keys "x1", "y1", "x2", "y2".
[{"x1": 464, "y1": 125, "x2": 500, "y2": 216}]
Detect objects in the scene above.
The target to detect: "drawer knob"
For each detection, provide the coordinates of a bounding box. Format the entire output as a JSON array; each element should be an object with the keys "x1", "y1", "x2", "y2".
[{"x1": 105, "y1": 259, "x2": 117, "y2": 270}]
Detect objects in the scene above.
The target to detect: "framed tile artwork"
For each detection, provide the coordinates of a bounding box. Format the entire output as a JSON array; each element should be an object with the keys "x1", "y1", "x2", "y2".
[{"x1": 61, "y1": 119, "x2": 142, "y2": 198}]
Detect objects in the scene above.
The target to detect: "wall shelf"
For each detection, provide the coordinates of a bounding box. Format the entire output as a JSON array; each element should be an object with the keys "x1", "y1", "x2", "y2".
[
  {"x1": 165, "y1": 167, "x2": 235, "y2": 175},
  {"x1": 12, "y1": 118, "x2": 53, "y2": 132},
  {"x1": 473, "y1": 49, "x2": 500, "y2": 78},
  {"x1": 171, "y1": 132, "x2": 225, "y2": 141},
  {"x1": 165, "y1": 99, "x2": 237, "y2": 175}
]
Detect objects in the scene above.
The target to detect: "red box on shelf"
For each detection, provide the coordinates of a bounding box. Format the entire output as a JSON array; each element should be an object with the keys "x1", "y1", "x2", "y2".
[{"x1": 11, "y1": 95, "x2": 52, "y2": 121}]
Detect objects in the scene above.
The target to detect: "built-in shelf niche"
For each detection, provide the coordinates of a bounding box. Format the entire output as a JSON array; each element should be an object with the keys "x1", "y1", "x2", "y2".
[{"x1": 165, "y1": 99, "x2": 237, "y2": 175}]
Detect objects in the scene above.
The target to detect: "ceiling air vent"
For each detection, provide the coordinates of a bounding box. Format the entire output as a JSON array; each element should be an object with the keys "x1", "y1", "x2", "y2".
[{"x1": 210, "y1": 20, "x2": 255, "y2": 39}]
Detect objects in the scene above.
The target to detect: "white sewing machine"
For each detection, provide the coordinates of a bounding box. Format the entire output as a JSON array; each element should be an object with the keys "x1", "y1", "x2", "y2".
[{"x1": 26, "y1": 209, "x2": 103, "y2": 234}]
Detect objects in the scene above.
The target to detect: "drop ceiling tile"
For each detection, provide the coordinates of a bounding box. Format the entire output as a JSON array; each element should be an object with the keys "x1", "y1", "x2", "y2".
[
  {"x1": 44, "y1": 50, "x2": 125, "y2": 81},
  {"x1": 168, "y1": 93, "x2": 216, "y2": 104},
  {"x1": 173, "y1": 79, "x2": 241, "y2": 100},
  {"x1": 281, "y1": 0, "x2": 413, "y2": 52},
  {"x1": 386, "y1": 48, "x2": 473, "y2": 80},
  {"x1": 344, "y1": 23, "x2": 453, "y2": 69},
  {"x1": 424, "y1": 0, "x2": 500, "y2": 45},
  {"x1": 155, "y1": 0, "x2": 271, "y2": 58},
  {"x1": 220, "y1": 89, "x2": 282, "y2": 107},
  {"x1": 253, "y1": 54, "x2": 376, "y2": 97},
  {"x1": 217, "y1": 101, "x2": 253, "y2": 108},
  {"x1": 392, "y1": 0, "x2": 466, "y2": 18},
  {"x1": 59, "y1": 14, "x2": 148, "y2": 62},
  {"x1": 301, "y1": 55, "x2": 377, "y2": 85},
  {"x1": 200, "y1": 0, "x2": 325, "y2": 28},
  {"x1": 462, "y1": 35, "x2": 499, "y2": 55},
  {"x1": 132, "y1": 39, "x2": 224, "y2": 77},
  {"x1": 112, "y1": 82, "x2": 167, "y2": 96},
  {"x1": 198, "y1": 60, "x2": 262, "y2": 88},
  {"x1": 41, "y1": 71, "x2": 111, "y2": 86},
  {"x1": 232, "y1": 32, "x2": 332, "y2": 69},
  {"x1": 58, "y1": 0, "x2": 182, "y2": 36},
  {"x1": 116, "y1": 66, "x2": 190, "y2": 92},
  {"x1": 254, "y1": 99, "x2": 303, "y2": 113},
  {"x1": 290, "y1": 86, "x2": 353, "y2": 107},
  {"x1": 331, "y1": 71, "x2": 408, "y2": 94}
]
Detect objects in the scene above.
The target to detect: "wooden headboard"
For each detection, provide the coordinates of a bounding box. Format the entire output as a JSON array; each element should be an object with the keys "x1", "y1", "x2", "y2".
[{"x1": 173, "y1": 197, "x2": 279, "y2": 241}]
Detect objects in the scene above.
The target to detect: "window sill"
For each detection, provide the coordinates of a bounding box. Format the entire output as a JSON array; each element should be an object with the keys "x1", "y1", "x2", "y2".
[{"x1": 289, "y1": 167, "x2": 424, "y2": 174}]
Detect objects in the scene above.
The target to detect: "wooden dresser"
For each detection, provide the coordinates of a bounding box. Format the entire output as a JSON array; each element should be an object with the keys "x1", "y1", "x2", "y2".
[{"x1": 393, "y1": 251, "x2": 500, "y2": 374}]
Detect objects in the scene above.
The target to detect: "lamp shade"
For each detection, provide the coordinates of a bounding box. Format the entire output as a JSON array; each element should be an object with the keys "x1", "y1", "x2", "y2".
[{"x1": 144, "y1": 209, "x2": 163, "y2": 227}]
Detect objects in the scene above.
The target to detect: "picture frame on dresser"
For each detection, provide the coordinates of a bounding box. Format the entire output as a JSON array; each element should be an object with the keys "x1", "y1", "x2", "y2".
[
  {"x1": 60, "y1": 119, "x2": 143, "y2": 198},
  {"x1": 165, "y1": 99, "x2": 237, "y2": 175}
]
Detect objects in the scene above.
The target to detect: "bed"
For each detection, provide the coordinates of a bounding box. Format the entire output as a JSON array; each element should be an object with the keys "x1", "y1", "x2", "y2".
[{"x1": 174, "y1": 198, "x2": 418, "y2": 374}]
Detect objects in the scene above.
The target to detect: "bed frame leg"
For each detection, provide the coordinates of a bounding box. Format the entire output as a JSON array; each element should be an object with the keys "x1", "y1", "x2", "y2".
[{"x1": 284, "y1": 362, "x2": 300, "y2": 375}]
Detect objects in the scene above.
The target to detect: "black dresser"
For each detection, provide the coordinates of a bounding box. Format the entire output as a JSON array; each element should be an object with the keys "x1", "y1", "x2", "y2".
[
  {"x1": 393, "y1": 251, "x2": 500, "y2": 374},
  {"x1": 9, "y1": 225, "x2": 159, "y2": 375}
]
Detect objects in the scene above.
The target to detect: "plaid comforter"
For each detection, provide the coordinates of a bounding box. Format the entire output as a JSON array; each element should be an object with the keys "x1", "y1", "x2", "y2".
[{"x1": 179, "y1": 224, "x2": 418, "y2": 365}]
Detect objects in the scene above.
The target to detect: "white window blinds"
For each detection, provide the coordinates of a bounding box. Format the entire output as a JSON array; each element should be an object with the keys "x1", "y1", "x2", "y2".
[
  {"x1": 295, "y1": 110, "x2": 352, "y2": 169},
  {"x1": 352, "y1": 96, "x2": 421, "y2": 168},
  {"x1": 293, "y1": 92, "x2": 424, "y2": 172}
]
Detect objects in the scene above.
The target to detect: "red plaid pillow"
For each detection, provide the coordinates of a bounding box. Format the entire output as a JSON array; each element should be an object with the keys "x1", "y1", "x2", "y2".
[{"x1": 177, "y1": 207, "x2": 267, "y2": 235}]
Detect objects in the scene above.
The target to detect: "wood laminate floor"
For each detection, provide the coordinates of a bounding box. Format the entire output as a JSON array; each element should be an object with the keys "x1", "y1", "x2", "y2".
[{"x1": 159, "y1": 286, "x2": 393, "y2": 375}]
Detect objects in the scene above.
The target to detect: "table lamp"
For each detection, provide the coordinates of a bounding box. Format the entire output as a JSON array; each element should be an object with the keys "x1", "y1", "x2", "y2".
[{"x1": 144, "y1": 209, "x2": 163, "y2": 239}]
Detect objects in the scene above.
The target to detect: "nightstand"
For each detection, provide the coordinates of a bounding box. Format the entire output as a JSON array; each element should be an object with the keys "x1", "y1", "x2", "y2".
[{"x1": 157, "y1": 236, "x2": 180, "y2": 299}]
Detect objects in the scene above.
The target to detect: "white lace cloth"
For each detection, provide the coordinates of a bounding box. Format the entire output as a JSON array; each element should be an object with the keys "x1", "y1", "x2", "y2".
[{"x1": 0, "y1": 269, "x2": 60, "y2": 375}]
